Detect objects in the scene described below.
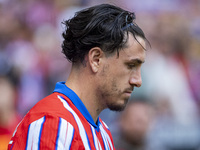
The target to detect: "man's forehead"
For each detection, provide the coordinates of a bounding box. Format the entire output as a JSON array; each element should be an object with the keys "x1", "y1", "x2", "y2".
[
  {"x1": 129, "y1": 35, "x2": 146, "y2": 49},
  {"x1": 121, "y1": 35, "x2": 146, "y2": 57}
]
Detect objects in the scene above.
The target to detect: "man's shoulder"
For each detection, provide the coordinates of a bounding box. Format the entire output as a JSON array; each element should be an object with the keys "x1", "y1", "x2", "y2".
[
  {"x1": 31, "y1": 92, "x2": 65, "y2": 112},
  {"x1": 11, "y1": 93, "x2": 78, "y2": 138},
  {"x1": 25, "y1": 92, "x2": 74, "y2": 121}
]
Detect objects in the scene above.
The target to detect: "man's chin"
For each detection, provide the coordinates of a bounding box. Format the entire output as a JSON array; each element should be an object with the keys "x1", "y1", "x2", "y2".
[{"x1": 108, "y1": 99, "x2": 128, "y2": 111}]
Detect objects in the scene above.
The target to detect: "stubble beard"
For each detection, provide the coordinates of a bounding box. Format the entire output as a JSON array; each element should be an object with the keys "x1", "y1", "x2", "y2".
[
  {"x1": 98, "y1": 65, "x2": 129, "y2": 111},
  {"x1": 107, "y1": 79, "x2": 129, "y2": 111},
  {"x1": 100, "y1": 89, "x2": 129, "y2": 112},
  {"x1": 107, "y1": 97, "x2": 129, "y2": 111},
  {"x1": 99, "y1": 82, "x2": 129, "y2": 112},
  {"x1": 97, "y1": 86, "x2": 129, "y2": 112}
]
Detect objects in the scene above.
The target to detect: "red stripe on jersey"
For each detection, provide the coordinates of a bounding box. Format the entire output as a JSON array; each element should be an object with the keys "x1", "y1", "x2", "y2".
[
  {"x1": 39, "y1": 115, "x2": 59, "y2": 149},
  {"x1": 96, "y1": 127, "x2": 105, "y2": 149}
]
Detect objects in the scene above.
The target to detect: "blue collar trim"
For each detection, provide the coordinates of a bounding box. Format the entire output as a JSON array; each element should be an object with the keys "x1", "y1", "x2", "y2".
[{"x1": 53, "y1": 81, "x2": 100, "y2": 131}]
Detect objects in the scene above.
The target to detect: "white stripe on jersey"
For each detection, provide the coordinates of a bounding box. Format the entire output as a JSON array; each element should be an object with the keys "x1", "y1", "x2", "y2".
[
  {"x1": 90, "y1": 126, "x2": 102, "y2": 150},
  {"x1": 58, "y1": 95, "x2": 91, "y2": 150},
  {"x1": 56, "y1": 118, "x2": 75, "y2": 150},
  {"x1": 100, "y1": 124, "x2": 114, "y2": 150},
  {"x1": 100, "y1": 125, "x2": 110, "y2": 150},
  {"x1": 26, "y1": 116, "x2": 45, "y2": 150},
  {"x1": 101, "y1": 121, "x2": 109, "y2": 129}
]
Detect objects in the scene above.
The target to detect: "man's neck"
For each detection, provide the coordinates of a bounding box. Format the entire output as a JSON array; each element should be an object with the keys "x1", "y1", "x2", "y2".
[{"x1": 65, "y1": 68, "x2": 103, "y2": 123}]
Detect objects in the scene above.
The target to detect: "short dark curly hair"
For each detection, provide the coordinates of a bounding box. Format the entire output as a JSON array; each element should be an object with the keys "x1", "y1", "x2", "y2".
[{"x1": 62, "y1": 4, "x2": 148, "y2": 63}]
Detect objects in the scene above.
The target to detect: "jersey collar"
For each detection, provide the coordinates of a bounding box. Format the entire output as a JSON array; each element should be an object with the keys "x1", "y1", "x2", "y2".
[{"x1": 53, "y1": 81, "x2": 100, "y2": 131}]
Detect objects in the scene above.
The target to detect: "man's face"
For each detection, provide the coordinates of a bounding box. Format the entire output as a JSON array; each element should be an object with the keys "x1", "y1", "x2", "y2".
[{"x1": 97, "y1": 34, "x2": 146, "y2": 111}]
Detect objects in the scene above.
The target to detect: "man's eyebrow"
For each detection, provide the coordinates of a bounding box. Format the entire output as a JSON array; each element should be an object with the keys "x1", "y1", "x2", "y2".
[{"x1": 129, "y1": 59, "x2": 145, "y2": 64}]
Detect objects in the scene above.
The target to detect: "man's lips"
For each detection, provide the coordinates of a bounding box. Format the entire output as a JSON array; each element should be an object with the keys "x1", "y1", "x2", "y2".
[
  {"x1": 124, "y1": 88, "x2": 134, "y2": 94},
  {"x1": 125, "y1": 90, "x2": 132, "y2": 94},
  {"x1": 125, "y1": 87, "x2": 134, "y2": 93}
]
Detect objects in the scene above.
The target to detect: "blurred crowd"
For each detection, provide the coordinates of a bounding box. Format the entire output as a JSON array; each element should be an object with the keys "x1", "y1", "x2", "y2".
[{"x1": 0, "y1": 0, "x2": 200, "y2": 149}]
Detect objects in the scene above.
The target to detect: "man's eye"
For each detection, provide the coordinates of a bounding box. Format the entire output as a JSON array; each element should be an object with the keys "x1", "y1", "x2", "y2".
[{"x1": 128, "y1": 64, "x2": 136, "y2": 69}]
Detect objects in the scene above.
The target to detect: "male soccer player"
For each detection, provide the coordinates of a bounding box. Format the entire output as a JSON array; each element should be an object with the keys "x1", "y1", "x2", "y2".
[{"x1": 8, "y1": 4, "x2": 148, "y2": 150}]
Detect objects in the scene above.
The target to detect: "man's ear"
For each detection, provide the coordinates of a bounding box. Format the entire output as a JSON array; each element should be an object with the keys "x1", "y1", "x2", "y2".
[{"x1": 88, "y1": 47, "x2": 104, "y2": 73}]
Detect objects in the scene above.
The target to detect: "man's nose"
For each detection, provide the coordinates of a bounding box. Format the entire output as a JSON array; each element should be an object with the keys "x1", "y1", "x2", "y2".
[{"x1": 129, "y1": 71, "x2": 142, "y2": 87}]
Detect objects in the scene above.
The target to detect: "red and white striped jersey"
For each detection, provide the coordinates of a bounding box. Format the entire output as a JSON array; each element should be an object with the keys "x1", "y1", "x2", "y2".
[{"x1": 8, "y1": 82, "x2": 115, "y2": 150}]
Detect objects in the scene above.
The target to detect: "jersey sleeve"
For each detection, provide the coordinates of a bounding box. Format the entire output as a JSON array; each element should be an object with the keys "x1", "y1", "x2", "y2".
[{"x1": 8, "y1": 114, "x2": 81, "y2": 150}]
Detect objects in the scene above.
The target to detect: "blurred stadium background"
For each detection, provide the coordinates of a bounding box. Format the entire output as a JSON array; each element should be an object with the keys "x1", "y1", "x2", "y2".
[{"x1": 0, "y1": 0, "x2": 200, "y2": 149}]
